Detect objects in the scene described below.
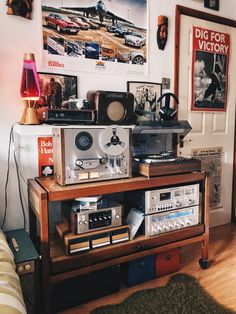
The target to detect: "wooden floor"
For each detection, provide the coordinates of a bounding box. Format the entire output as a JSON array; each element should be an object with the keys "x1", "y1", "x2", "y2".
[{"x1": 60, "y1": 223, "x2": 236, "y2": 314}]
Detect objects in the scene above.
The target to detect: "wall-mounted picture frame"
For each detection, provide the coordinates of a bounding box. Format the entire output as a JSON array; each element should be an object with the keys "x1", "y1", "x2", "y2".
[
  {"x1": 36, "y1": 72, "x2": 78, "y2": 110},
  {"x1": 127, "y1": 81, "x2": 162, "y2": 121},
  {"x1": 204, "y1": 0, "x2": 219, "y2": 11}
]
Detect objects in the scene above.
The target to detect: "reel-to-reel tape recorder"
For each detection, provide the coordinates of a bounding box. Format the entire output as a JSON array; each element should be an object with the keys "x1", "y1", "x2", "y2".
[{"x1": 53, "y1": 125, "x2": 132, "y2": 185}]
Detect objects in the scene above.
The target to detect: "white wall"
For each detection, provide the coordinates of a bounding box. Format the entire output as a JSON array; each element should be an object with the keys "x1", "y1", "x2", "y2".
[{"x1": 1, "y1": 0, "x2": 236, "y2": 231}]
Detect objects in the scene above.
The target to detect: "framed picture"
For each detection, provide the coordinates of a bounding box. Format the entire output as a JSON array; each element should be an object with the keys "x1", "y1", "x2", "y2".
[
  {"x1": 204, "y1": 0, "x2": 219, "y2": 11},
  {"x1": 127, "y1": 81, "x2": 162, "y2": 120},
  {"x1": 36, "y1": 72, "x2": 78, "y2": 111}
]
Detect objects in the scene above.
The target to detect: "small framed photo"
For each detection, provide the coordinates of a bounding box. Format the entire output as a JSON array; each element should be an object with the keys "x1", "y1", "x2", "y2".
[
  {"x1": 36, "y1": 72, "x2": 78, "y2": 110},
  {"x1": 204, "y1": 0, "x2": 219, "y2": 11},
  {"x1": 127, "y1": 81, "x2": 162, "y2": 120}
]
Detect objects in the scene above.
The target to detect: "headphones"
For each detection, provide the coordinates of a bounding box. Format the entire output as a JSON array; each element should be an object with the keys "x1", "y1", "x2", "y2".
[{"x1": 157, "y1": 93, "x2": 179, "y2": 120}]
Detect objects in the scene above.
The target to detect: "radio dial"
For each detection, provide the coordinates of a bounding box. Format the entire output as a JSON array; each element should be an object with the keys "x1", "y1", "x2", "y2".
[
  {"x1": 115, "y1": 214, "x2": 120, "y2": 219},
  {"x1": 84, "y1": 220, "x2": 88, "y2": 224}
]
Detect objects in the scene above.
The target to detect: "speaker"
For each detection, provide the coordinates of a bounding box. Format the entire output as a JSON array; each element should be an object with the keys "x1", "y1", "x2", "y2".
[{"x1": 87, "y1": 90, "x2": 135, "y2": 125}]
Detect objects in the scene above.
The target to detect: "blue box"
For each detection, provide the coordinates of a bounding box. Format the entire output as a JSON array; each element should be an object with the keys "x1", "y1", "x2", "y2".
[{"x1": 122, "y1": 255, "x2": 156, "y2": 287}]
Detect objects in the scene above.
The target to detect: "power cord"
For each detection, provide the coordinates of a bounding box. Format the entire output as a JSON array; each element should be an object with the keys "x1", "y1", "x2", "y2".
[{"x1": 1, "y1": 124, "x2": 27, "y2": 230}]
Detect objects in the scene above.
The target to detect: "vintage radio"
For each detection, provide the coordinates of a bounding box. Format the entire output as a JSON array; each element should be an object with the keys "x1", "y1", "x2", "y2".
[
  {"x1": 53, "y1": 125, "x2": 132, "y2": 185},
  {"x1": 63, "y1": 198, "x2": 123, "y2": 234},
  {"x1": 45, "y1": 108, "x2": 95, "y2": 125},
  {"x1": 87, "y1": 90, "x2": 135, "y2": 125},
  {"x1": 55, "y1": 221, "x2": 130, "y2": 255}
]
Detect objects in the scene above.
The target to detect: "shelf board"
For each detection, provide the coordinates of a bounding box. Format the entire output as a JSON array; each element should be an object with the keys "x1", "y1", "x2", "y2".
[
  {"x1": 36, "y1": 171, "x2": 206, "y2": 201},
  {"x1": 50, "y1": 224, "x2": 205, "y2": 276}
]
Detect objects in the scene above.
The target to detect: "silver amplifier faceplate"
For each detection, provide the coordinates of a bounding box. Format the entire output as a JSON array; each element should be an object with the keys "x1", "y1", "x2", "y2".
[
  {"x1": 74, "y1": 205, "x2": 123, "y2": 234},
  {"x1": 145, "y1": 184, "x2": 199, "y2": 214},
  {"x1": 145, "y1": 205, "x2": 199, "y2": 236}
]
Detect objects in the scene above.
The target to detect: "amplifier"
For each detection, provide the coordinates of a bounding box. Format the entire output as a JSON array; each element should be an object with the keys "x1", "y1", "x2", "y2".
[
  {"x1": 55, "y1": 221, "x2": 130, "y2": 255},
  {"x1": 127, "y1": 183, "x2": 199, "y2": 215},
  {"x1": 45, "y1": 109, "x2": 95, "y2": 124},
  {"x1": 69, "y1": 201, "x2": 123, "y2": 234},
  {"x1": 144, "y1": 206, "x2": 199, "y2": 236}
]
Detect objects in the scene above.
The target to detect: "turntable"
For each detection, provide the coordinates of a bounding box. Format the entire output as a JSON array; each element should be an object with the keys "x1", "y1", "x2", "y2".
[{"x1": 132, "y1": 120, "x2": 201, "y2": 177}]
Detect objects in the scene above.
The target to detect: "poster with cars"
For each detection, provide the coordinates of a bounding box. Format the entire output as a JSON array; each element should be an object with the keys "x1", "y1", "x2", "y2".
[
  {"x1": 41, "y1": 0, "x2": 148, "y2": 75},
  {"x1": 192, "y1": 26, "x2": 230, "y2": 112}
]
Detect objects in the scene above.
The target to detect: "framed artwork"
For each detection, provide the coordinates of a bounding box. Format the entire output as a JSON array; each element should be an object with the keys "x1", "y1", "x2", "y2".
[
  {"x1": 204, "y1": 0, "x2": 219, "y2": 11},
  {"x1": 127, "y1": 81, "x2": 162, "y2": 120},
  {"x1": 191, "y1": 26, "x2": 229, "y2": 112},
  {"x1": 36, "y1": 72, "x2": 78, "y2": 110}
]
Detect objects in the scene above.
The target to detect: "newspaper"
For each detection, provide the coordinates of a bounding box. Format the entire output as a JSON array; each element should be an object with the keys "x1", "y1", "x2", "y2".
[{"x1": 192, "y1": 147, "x2": 223, "y2": 207}]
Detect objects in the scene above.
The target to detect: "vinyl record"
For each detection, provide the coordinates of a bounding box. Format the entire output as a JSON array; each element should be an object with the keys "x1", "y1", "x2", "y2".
[{"x1": 99, "y1": 125, "x2": 128, "y2": 156}]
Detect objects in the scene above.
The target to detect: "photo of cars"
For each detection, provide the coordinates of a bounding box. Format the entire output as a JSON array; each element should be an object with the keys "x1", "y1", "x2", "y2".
[
  {"x1": 124, "y1": 32, "x2": 146, "y2": 48},
  {"x1": 47, "y1": 37, "x2": 65, "y2": 55},
  {"x1": 45, "y1": 13, "x2": 80, "y2": 34},
  {"x1": 69, "y1": 16, "x2": 90, "y2": 30},
  {"x1": 42, "y1": 0, "x2": 147, "y2": 71},
  {"x1": 100, "y1": 42, "x2": 117, "y2": 61},
  {"x1": 85, "y1": 42, "x2": 100, "y2": 59},
  {"x1": 117, "y1": 49, "x2": 144, "y2": 65},
  {"x1": 114, "y1": 26, "x2": 130, "y2": 38},
  {"x1": 80, "y1": 17, "x2": 99, "y2": 30},
  {"x1": 67, "y1": 41, "x2": 84, "y2": 57}
]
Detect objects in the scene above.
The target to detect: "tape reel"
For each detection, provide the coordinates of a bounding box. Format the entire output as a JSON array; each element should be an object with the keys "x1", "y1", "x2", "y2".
[{"x1": 99, "y1": 125, "x2": 128, "y2": 156}]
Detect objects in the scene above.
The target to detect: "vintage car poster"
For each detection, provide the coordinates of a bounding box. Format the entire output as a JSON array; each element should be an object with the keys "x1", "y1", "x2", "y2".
[
  {"x1": 38, "y1": 136, "x2": 54, "y2": 177},
  {"x1": 192, "y1": 26, "x2": 230, "y2": 111},
  {"x1": 192, "y1": 147, "x2": 222, "y2": 207},
  {"x1": 41, "y1": 0, "x2": 148, "y2": 75}
]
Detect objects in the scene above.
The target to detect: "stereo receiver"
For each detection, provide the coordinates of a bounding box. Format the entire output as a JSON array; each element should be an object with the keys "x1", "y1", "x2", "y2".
[{"x1": 144, "y1": 206, "x2": 199, "y2": 236}]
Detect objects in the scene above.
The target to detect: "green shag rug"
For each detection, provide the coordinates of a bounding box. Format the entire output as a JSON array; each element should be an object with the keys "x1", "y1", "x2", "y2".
[{"x1": 92, "y1": 274, "x2": 235, "y2": 314}]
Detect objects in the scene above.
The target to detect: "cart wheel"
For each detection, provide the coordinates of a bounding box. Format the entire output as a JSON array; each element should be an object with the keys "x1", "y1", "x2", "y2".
[{"x1": 199, "y1": 258, "x2": 209, "y2": 269}]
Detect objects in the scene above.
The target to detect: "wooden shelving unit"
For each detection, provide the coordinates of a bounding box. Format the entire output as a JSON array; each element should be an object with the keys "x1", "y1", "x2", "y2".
[{"x1": 28, "y1": 171, "x2": 209, "y2": 314}]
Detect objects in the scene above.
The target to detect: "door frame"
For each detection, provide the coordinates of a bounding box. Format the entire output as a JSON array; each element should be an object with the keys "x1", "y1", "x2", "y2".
[{"x1": 174, "y1": 5, "x2": 236, "y2": 222}]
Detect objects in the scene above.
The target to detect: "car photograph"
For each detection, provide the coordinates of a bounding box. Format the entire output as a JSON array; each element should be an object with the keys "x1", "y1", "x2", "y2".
[
  {"x1": 69, "y1": 16, "x2": 90, "y2": 30},
  {"x1": 117, "y1": 49, "x2": 144, "y2": 64},
  {"x1": 85, "y1": 42, "x2": 100, "y2": 59},
  {"x1": 114, "y1": 26, "x2": 130, "y2": 38},
  {"x1": 124, "y1": 32, "x2": 146, "y2": 48},
  {"x1": 45, "y1": 13, "x2": 79, "y2": 34},
  {"x1": 80, "y1": 17, "x2": 99, "y2": 29},
  {"x1": 100, "y1": 42, "x2": 117, "y2": 61}
]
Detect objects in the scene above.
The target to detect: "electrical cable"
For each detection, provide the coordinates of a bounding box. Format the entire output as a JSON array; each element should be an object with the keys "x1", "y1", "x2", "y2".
[
  {"x1": 1, "y1": 125, "x2": 13, "y2": 229},
  {"x1": 12, "y1": 126, "x2": 26, "y2": 229},
  {"x1": 1, "y1": 124, "x2": 27, "y2": 230}
]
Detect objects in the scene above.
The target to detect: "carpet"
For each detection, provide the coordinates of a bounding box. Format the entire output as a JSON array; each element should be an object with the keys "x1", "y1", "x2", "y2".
[{"x1": 92, "y1": 273, "x2": 234, "y2": 314}]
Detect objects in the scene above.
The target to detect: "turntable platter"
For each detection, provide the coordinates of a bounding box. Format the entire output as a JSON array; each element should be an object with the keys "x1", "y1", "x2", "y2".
[{"x1": 133, "y1": 152, "x2": 176, "y2": 164}]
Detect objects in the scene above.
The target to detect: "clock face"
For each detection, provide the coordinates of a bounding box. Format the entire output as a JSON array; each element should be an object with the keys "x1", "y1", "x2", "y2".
[{"x1": 204, "y1": 0, "x2": 219, "y2": 11}]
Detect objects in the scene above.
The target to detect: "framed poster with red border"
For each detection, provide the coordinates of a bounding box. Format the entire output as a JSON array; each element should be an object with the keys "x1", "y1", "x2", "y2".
[
  {"x1": 38, "y1": 136, "x2": 54, "y2": 177},
  {"x1": 191, "y1": 26, "x2": 230, "y2": 112}
]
